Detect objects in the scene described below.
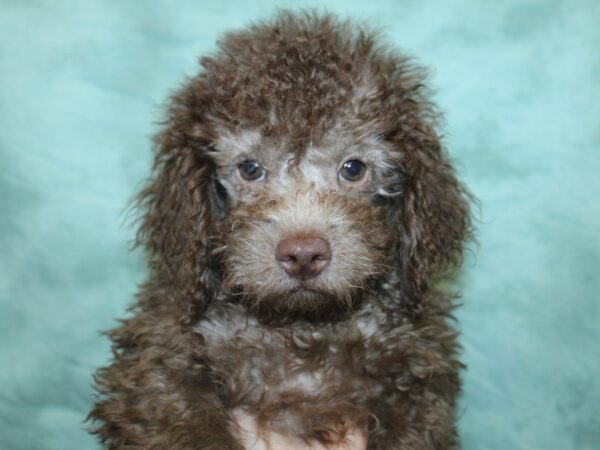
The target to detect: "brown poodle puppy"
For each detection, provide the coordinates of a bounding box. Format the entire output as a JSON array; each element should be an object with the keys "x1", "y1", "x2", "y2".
[{"x1": 90, "y1": 11, "x2": 472, "y2": 450}]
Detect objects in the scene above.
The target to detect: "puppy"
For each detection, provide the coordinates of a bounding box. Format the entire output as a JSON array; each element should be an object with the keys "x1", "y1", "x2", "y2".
[{"x1": 90, "y1": 11, "x2": 472, "y2": 450}]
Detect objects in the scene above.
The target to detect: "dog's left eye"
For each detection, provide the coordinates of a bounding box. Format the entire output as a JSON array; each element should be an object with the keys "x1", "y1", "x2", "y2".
[
  {"x1": 339, "y1": 159, "x2": 367, "y2": 183},
  {"x1": 238, "y1": 160, "x2": 266, "y2": 181}
]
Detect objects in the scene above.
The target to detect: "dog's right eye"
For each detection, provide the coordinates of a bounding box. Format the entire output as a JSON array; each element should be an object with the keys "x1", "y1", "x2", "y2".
[
  {"x1": 339, "y1": 159, "x2": 367, "y2": 184},
  {"x1": 238, "y1": 160, "x2": 266, "y2": 182}
]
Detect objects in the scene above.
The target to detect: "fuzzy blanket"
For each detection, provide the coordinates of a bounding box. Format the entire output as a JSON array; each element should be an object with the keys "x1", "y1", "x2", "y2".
[{"x1": 1, "y1": 1, "x2": 598, "y2": 449}]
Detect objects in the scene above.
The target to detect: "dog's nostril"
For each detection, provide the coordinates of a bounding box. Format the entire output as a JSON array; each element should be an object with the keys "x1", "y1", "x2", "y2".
[{"x1": 276, "y1": 236, "x2": 332, "y2": 280}]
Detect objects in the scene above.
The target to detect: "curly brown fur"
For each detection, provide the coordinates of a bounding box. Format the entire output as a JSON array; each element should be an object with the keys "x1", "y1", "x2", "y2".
[{"x1": 89, "y1": 11, "x2": 472, "y2": 450}]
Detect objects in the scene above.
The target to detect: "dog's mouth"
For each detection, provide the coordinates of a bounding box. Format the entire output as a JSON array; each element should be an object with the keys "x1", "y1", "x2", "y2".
[
  {"x1": 288, "y1": 280, "x2": 321, "y2": 293},
  {"x1": 284, "y1": 283, "x2": 327, "y2": 300},
  {"x1": 229, "y1": 275, "x2": 369, "y2": 323},
  {"x1": 280, "y1": 280, "x2": 361, "y2": 311}
]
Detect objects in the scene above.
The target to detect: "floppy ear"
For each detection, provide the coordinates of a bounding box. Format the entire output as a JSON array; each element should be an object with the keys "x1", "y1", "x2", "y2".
[
  {"x1": 393, "y1": 125, "x2": 472, "y2": 316},
  {"x1": 134, "y1": 95, "x2": 226, "y2": 326}
]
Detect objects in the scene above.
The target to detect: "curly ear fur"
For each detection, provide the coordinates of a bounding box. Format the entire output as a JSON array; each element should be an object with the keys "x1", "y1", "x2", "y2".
[
  {"x1": 134, "y1": 86, "x2": 225, "y2": 325},
  {"x1": 367, "y1": 64, "x2": 472, "y2": 315},
  {"x1": 395, "y1": 128, "x2": 472, "y2": 316}
]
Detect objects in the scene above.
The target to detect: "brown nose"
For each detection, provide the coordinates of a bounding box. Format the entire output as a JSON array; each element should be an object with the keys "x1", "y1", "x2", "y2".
[{"x1": 276, "y1": 236, "x2": 332, "y2": 279}]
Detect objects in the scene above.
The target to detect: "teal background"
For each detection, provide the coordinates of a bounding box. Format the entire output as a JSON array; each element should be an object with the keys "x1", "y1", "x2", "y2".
[{"x1": 1, "y1": 1, "x2": 599, "y2": 449}]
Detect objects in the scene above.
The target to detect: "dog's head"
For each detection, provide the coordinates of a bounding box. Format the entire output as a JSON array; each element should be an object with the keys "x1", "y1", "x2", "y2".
[{"x1": 135, "y1": 12, "x2": 471, "y2": 323}]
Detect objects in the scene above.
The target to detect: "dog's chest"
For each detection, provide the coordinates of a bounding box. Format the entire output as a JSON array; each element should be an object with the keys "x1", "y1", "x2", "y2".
[{"x1": 193, "y1": 304, "x2": 386, "y2": 409}]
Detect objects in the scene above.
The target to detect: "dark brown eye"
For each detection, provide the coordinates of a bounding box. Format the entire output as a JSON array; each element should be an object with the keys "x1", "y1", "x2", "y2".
[
  {"x1": 238, "y1": 160, "x2": 266, "y2": 181},
  {"x1": 339, "y1": 159, "x2": 367, "y2": 183}
]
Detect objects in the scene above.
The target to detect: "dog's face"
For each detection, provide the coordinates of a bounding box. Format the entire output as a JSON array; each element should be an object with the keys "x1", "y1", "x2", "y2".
[
  {"x1": 212, "y1": 126, "x2": 399, "y2": 313},
  {"x1": 136, "y1": 14, "x2": 471, "y2": 322}
]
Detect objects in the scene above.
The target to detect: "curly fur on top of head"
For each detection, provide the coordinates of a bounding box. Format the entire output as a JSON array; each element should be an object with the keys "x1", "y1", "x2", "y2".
[{"x1": 90, "y1": 10, "x2": 473, "y2": 450}]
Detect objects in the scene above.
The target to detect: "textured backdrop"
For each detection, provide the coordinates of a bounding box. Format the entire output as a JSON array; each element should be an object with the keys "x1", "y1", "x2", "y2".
[{"x1": 1, "y1": 1, "x2": 599, "y2": 449}]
